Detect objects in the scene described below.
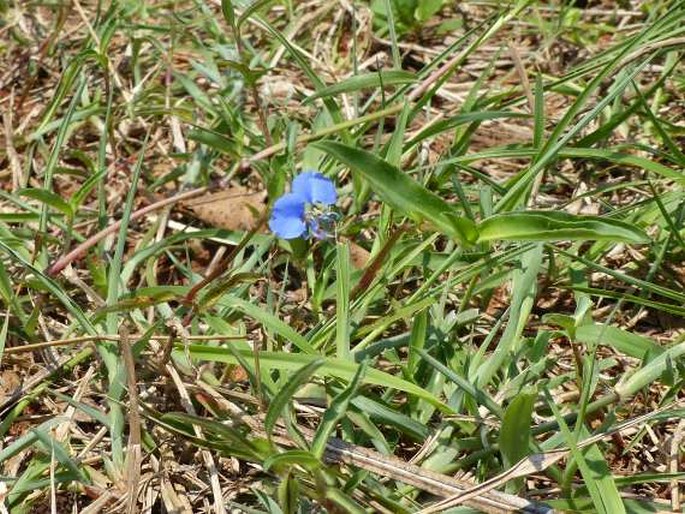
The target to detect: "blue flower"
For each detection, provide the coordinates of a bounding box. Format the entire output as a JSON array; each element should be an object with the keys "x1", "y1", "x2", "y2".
[{"x1": 269, "y1": 171, "x2": 338, "y2": 240}]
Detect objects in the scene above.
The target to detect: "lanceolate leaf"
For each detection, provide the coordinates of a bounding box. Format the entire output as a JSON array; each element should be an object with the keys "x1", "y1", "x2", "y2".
[
  {"x1": 478, "y1": 211, "x2": 648, "y2": 243},
  {"x1": 314, "y1": 141, "x2": 477, "y2": 244},
  {"x1": 264, "y1": 359, "x2": 325, "y2": 438},
  {"x1": 18, "y1": 188, "x2": 74, "y2": 218},
  {"x1": 500, "y1": 394, "x2": 535, "y2": 468},
  {"x1": 576, "y1": 325, "x2": 663, "y2": 359},
  {"x1": 304, "y1": 71, "x2": 417, "y2": 104}
]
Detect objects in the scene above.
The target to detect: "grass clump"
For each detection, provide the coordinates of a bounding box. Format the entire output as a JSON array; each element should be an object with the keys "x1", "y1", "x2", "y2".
[{"x1": 0, "y1": 1, "x2": 684, "y2": 513}]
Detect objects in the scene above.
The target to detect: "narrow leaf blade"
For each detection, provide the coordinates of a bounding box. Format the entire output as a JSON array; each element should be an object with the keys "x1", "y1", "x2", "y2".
[{"x1": 478, "y1": 211, "x2": 648, "y2": 243}]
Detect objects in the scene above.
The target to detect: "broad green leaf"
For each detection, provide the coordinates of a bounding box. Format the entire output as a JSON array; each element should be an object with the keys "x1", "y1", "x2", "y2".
[
  {"x1": 188, "y1": 127, "x2": 239, "y2": 157},
  {"x1": 278, "y1": 473, "x2": 299, "y2": 514},
  {"x1": 304, "y1": 71, "x2": 417, "y2": 104},
  {"x1": 576, "y1": 325, "x2": 663, "y2": 359},
  {"x1": 314, "y1": 141, "x2": 477, "y2": 244},
  {"x1": 499, "y1": 392, "x2": 535, "y2": 492},
  {"x1": 220, "y1": 0, "x2": 236, "y2": 29},
  {"x1": 478, "y1": 211, "x2": 648, "y2": 243},
  {"x1": 576, "y1": 442, "x2": 627, "y2": 514},
  {"x1": 416, "y1": 0, "x2": 443, "y2": 21},
  {"x1": 351, "y1": 396, "x2": 429, "y2": 440}
]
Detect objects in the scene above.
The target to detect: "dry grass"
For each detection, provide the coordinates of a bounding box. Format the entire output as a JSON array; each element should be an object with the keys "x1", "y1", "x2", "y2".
[{"x1": 1, "y1": 1, "x2": 684, "y2": 513}]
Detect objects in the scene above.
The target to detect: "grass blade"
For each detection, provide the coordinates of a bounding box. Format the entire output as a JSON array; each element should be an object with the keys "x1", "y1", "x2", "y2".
[
  {"x1": 478, "y1": 211, "x2": 648, "y2": 243},
  {"x1": 264, "y1": 359, "x2": 325, "y2": 438}
]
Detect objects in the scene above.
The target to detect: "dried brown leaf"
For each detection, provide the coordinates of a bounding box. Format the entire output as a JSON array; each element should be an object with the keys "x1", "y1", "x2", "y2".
[
  {"x1": 184, "y1": 186, "x2": 267, "y2": 232},
  {"x1": 348, "y1": 239, "x2": 370, "y2": 269}
]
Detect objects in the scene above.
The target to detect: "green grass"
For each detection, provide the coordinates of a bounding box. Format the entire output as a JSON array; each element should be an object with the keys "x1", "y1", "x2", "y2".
[{"x1": 1, "y1": 0, "x2": 684, "y2": 513}]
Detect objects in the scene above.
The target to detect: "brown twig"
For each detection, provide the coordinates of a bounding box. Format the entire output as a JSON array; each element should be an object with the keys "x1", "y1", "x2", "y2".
[
  {"x1": 180, "y1": 210, "x2": 269, "y2": 324},
  {"x1": 350, "y1": 225, "x2": 407, "y2": 301},
  {"x1": 191, "y1": 381, "x2": 551, "y2": 514},
  {"x1": 47, "y1": 186, "x2": 209, "y2": 276}
]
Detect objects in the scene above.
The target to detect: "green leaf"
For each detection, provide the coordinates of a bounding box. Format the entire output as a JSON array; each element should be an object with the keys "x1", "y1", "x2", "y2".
[
  {"x1": 499, "y1": 393, "x2": 535, "y2": 486},
  {"x1": 220, "y1": 0, "x2": 236, "y2": 28},
  {"x1": 263, "y1": 450, "x2": 320, "y2": 472},
  {"x1": 0, "y1": 240, "x2": 97, "y2": 336},
  {"x1": 183, "y1": 345, "x2": 450, "y2": 411},
  {"x1": 473, "y1": 244, "x2": 543, "y2": 387},
  {"x1": 616, "y1": 340, "x2": 685, "y2": 399},
  {"x1": 576, "y1": 325, "x2": 663, "y2": 360},
  {"x1": 264, "y1": 359, "x2": 325, "y2": 438},
  {"x1": 314, "y1": 141, "x2": 477, "y2": 244},
  {"x1": 385, "y1": 101, "x2": 411, "y2": 167},
  {"x1": 33, "y1": 429, "x2": 90, "y2": 483},
  {"x1": 224, "y1": 295, "x2": 315, "y2": 354},
  {"x1": 416, "y1": 0, "x2": 443, "y2": 21},
  {"x1": 18, "y1": 188, "x2": 74, "y2": 218},
  {"x1": 478, "y1": 211, "x2": 648, "y2": 243},
  {"x1": 324, "y1": 488, "x2": 367, "y2": 514},
  {"x1": 94, "y1": 285, "x2": 188, "y2": 317},
  {"x1": 336, "y1": 242, "x2": 351, "y2": 360},
  {"x1": 545, "y1": 390, "x2": 626, "y2": 514},
  {"x1": 418, "y1": 348, "x2": 503, "y2": 418},
  {"x1": 0, "y1": 311, "x2": 8, "y2": 368},
  {"x1": 188, "y1": 127, "x2": 239, "y2": 157},
  {"x1": 304, "y1": 71, "x2": 417, "y2": 104},
  {"x1": 238, "y1": 0, "x2": 279, "y2": 28},
  {"x1": 310, "y1": 361, "x2": 367, "y2": 459},
  {"x1": 409, "y1": 111, "x2": 528, "y2": 145},
  {"x1": 351, "y1": 396, "x2": 429, "y2": 440}
]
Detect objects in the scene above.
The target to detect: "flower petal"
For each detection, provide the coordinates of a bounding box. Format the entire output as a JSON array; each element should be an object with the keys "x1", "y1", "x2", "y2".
[
  {"x1": 269, "y1": 215, "x2": 306, "y2": 239},
  {"x1": 269, "y1": 193, "x2": 306, "y2": 239},
  {"x1": 292, "y1": 171, "x2": 337, "y2": 205},
  {"x1": 272, "y1": 193, "x2": 306, "y2": 217}
]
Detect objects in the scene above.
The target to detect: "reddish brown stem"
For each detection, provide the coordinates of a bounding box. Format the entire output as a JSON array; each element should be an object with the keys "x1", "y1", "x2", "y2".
[{"x1": 48, "y1": 186, "x2": 209, "y2": 276}]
